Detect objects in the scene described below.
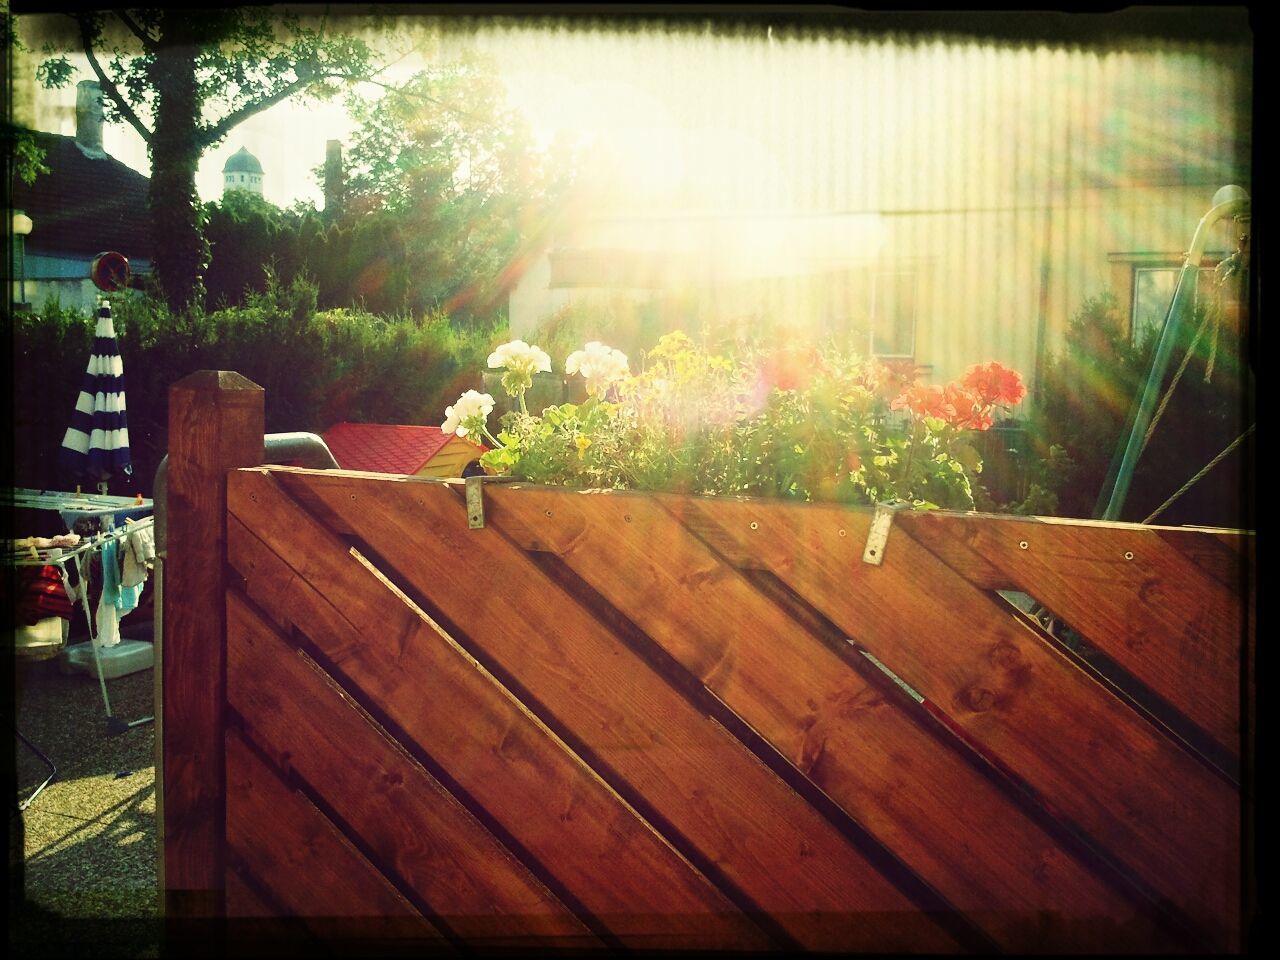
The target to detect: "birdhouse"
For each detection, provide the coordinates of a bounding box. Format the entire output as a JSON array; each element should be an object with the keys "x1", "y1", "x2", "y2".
[{"x1": 320, "y1": 423, "x2": 486, "y2": 478}]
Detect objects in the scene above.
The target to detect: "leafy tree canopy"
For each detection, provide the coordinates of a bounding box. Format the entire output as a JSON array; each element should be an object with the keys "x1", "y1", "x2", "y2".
[
  {"x1": 338, "y1": 49, "x2": 582, "y2": 323},
  {"x1": 37, "y1": 9, "x2": 376, "y2": 154},
  {"x1": 35, "y1": 8, "x2": 380, "y2": 311}
]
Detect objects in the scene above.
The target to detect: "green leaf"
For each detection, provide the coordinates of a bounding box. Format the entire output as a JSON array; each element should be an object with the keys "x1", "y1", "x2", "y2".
[{"x1": 950, "y1": 439, "x2": 983, "y2": 474}]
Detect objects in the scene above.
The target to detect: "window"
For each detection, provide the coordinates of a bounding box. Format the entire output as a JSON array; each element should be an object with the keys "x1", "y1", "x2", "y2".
[
  {"x1": 1131, "y1": 264, "x2": 1218, "y2": 347},
  {"x1": 870, "y1": 271, "x2": 917, "y2": 358}
]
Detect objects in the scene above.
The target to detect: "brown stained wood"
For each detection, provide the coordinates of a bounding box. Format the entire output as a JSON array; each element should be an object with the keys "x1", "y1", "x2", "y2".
[
  {"x1": 899, "y1": 511, "x2": 1244, "y2": 756},
  {"x1": 1156, "y1": 528, "x2": 1252, "y2": 591},
  {"x1": 163, "y1": 371, "x2": 263, "y2": 919},
  {"x1": 226, "y1": 589, "x2": 600, "y2": 949},
  {"x1": 225, "y1": 864, "x2": 274, "y2": 919},
  {"x1": 225, "y1": 729, "x2": 446, "y2": 949},
  {"x1": 478, "y1": 485, "x2": 1183, "y2": 954},
  {"x1": 670, "y1": 495, "x2": 1241, "y2": 951},
  {"x1": 225, "y1": 866, "x2": 317, "y2": 957},
  {"x1": 268, "y1": 472, "x2": 959, "y2": 955},
  {"x1": 224, "y1": 470, "x2": 761, "y2": 953}
]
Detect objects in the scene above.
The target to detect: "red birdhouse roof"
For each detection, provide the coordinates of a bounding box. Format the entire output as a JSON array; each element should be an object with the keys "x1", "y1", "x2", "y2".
[{"x1": 321, "y1": 422, "x2": 481, "y2": 475}]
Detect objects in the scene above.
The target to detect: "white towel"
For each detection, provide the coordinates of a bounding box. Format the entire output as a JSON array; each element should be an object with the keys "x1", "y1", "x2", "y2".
[
  {"x1": 121, "y1": 526, "x2": 155, "y2": 588},
  {"x1": 95, "y1": 593, "x2": 121, "y2": 648}
]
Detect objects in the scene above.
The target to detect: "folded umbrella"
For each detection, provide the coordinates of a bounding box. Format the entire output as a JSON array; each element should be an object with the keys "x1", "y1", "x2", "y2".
[{"x1": 58, "y1": 299, "x2": 132, "y2": 491}]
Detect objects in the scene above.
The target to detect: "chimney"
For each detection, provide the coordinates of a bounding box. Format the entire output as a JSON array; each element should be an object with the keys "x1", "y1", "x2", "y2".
[
  {"x1": 323, "y1": 139, "x2": 345, "y2": 223},
  {"x1": 75, "y1": 80, "x2": 107, "y2": 159}
]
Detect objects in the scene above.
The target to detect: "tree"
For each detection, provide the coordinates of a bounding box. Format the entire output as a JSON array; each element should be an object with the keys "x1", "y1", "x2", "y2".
[
  {"x1": 202, "y1": 190, "x2": 290, "y2": 308},
  {"x1": 340, "y1": 49, "x2": 578, "y2": 325},
  {"x1": 38, "y1": 9, "x2": 377, "y2": 311}
]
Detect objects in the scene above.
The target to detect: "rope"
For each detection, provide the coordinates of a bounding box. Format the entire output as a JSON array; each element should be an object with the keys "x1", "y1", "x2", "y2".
[
  {"x1": 1142, "y1": 423, "x2": 1254, "y2": 524},
  {"x1": 1139, "y1": 259, "x2": 1235, "y2": 457}
]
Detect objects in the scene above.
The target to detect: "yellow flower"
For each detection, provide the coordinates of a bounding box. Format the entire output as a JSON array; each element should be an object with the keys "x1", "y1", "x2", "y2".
[{"x1": 575, "y1": 435, "x2": 592, "y2": 460}]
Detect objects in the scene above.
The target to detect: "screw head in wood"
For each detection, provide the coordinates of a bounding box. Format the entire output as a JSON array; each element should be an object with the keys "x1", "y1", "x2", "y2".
[
  {"x1": 1019, "y1": 540, "x2": 1029, "y2": 550},
  {"x1": 1124, "y1": 551, "x2": 1134, "y2": 560},
  {"x1": 750, "y1": 521, "x2": 759, "y2": 530}
]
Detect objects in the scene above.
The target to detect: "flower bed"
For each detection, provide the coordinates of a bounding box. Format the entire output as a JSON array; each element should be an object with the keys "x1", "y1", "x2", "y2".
[{"x1": 444, "y1": 332, "x2": 1026, "y2": 511}]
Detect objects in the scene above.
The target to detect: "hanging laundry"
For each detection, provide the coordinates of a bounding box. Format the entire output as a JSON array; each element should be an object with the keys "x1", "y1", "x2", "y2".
[
  {"x1": 11, "y1": 533, "x2": 82, "y2": 551},
  {"x1": 14, "y1": 565, "x2": 75, "y2": 625},
  {"x1": 95, "y1": 538, "x2": 142, "y2": 648},
  {"x1": 121, "y1": 524, "x2": 155, "y2": 589}
]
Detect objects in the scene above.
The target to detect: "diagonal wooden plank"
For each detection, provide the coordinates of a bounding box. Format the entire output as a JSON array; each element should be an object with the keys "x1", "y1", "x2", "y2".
[
  {"x1": 475, "y1": 483, "x2": 1186, "y2": 954},
  {"x1": 1156, "y1": 527, "x2": 1253, "y2": 591},
  {"x1": 898, "y1": 511, "x2": 1244, "y2": 755},
  {"x1": 225, "y1": 865, "x2": 316, "y2": 957},
  {"x1": 227, "y1": 589, "x2": 601, "y2": 950},
  {"x1": 267, "y1": 470, "x2": 961, "y2": 954},
  {"x1": 225, "y1": 729, "x2": 448, "y2": 950},
  {"x1": 225, "y1": 863, "x2": 276, "y2": 919},
  {"x1": 225, "y1": 469, "x2": 766, "y2": 953},
  {"x1": 665, "y1": 494, "x2": 1240, "y2": 951}
]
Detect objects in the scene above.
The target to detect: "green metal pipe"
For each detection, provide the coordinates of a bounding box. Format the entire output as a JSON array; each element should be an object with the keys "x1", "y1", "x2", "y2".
[{"x1": 1100, "y1": 188, "x2": 1249, "y2": 521}]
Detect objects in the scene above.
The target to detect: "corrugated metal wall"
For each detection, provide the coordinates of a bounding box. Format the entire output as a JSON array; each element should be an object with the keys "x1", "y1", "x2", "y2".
[{"x1": 502, "y1": 26, "x2": 1251, "y2": 398}]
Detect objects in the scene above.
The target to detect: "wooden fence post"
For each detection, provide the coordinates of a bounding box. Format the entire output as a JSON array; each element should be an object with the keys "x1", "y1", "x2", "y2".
[{"x1": 162, "y1": 372, "x2": 263, "y2": 938}]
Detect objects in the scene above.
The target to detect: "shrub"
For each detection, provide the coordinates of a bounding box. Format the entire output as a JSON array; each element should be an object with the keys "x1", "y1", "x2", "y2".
[
  {"x1": 11, "y1": 279, "x2": 498, "y2": 497},
  {"x1": 1025, "y1": 288, "x2": 1253, "y2": 526}
]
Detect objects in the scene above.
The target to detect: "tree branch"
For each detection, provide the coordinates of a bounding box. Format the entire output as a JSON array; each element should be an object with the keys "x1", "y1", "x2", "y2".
[
  {"x1": 113, "y1": 9, "x2": 158, "y2": 53},
  {"x1": 199, "y1": 63, "x2": 363, "y2": 147},
  {"x1": 77, "y1": 14, "x2": 152, "y2": 143},
  {"x1": 198, "y1": 74, "x2": 312, "y2": 147}
]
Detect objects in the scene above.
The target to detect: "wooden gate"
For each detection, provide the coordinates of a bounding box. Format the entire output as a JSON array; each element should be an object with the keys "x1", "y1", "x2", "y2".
[{"x1": 161, "y1": 373, "x2": 1253, "y2": 954}]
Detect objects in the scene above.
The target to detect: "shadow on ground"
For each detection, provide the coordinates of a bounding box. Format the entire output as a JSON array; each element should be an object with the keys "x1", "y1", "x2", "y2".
[{"x1": 11, "y1": 650, "x2": 160, "y2": 958}]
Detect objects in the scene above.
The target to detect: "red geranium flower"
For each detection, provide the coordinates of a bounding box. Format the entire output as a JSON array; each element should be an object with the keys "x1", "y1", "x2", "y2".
[
  {"x1": 870, "y1": 358, "x2": 925, "y2": 400},
  {"x1": 962, "y1": 361, "x2": 1026, "y2": 408},
  {"x1": 761, "y1": 345, "x2": 825, "y2": 392},
  {"x1": 891, "y1": 383, "x2": 955, "y2": 421}
]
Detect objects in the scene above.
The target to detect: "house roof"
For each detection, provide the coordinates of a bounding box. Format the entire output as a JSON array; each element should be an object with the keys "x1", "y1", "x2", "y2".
[
  {"x1": 321, "y1": 422, "x2": 482, "y2": 475},
  {"x1": 223, "y1": 146, "x2": 263, "y2": 174},
  {"x1": 10, "y1": 128, "x2": 153, "y2": 258}
]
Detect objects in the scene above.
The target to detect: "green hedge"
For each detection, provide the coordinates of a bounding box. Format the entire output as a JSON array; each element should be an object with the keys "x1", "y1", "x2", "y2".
[{"x1": 10, "y1": 276, "x2": 500, "y2": 497}]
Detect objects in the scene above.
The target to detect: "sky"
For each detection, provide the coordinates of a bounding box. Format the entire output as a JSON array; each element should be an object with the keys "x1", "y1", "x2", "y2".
[
  {"x1": 11, "y1": 10, "x2": 1251, "y2": 302},
  {"x1": 13, "y1": 14, "x2": 782, "y2": 212}
]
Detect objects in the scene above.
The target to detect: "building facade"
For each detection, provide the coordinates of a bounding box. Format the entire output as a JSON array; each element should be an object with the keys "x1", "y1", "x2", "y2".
[
  {"x1": 9, "y1": 81, "x2": 153, "y2": 313},
  {"x1": 507, "y1": 37, "x2": 1251, "y2": 407}
]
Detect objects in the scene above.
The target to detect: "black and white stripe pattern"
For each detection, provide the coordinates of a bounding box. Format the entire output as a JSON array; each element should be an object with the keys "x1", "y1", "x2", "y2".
[{"x1": 59, "y1": 300, "x2": 132, "y2": 482}]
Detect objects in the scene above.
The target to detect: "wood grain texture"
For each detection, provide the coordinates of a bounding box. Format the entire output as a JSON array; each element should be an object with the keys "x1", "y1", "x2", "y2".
[
  {"x1": 225, "y1": 864, "x2": 275, "y2": 919},
  {"x1": 225, "y1": 865, "x2": 317, "y2": 957},
  {"x1": 226, "y1": 589, "x2": 601, "y2": 949},
  {"x1": 478, "y1": 483, "x2": 1183, "y2": 954},
  {"x1": 668, "y1": 494, "x2": 1240, "y2": 950},
  {"x1": 225, "y1": 469, "x2": 762, "y2": 952},
  {"x1": 899, "y1": 510, "x2": 1243, "y2": 755},
  {"x1": 163, "y1": 371, "x2": 263, "y2": 918},
  {"x1": 225, "y1": 729, "x2": 447, "y2": 949},
  {"x1": 268, "y1": 470, "x2": 958, "y2": 954}
]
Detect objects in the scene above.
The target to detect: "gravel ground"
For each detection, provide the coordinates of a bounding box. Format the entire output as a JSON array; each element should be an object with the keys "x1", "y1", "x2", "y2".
[{"x1": 11, "y1": 632, "x2": 160, "y2": 958}]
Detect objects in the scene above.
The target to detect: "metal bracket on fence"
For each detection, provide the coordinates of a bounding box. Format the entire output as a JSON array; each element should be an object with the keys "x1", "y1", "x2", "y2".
[
  {"x1": 464, "y1": 474, "x2": 516, "y2": 529},
  {"x1": 862, "y1": 499, "x2": 909, "y2": 565}
]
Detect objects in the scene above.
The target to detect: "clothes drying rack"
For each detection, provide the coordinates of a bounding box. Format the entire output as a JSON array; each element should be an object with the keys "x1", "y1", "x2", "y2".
[{"x1": 8, "y1": 487, "x2": 155, "y2": 735}]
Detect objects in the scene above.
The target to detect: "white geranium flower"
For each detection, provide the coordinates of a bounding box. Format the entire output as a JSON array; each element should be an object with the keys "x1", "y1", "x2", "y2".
[
  {"x1": 442, "y1": 390, "x2": 495, "y2": 438},
  {"x1": 566, "y1": 341, "x2": 630, "y2": 398},
  {"x1": 487, "y1": 339, "x2": 552, "y2": 399}
]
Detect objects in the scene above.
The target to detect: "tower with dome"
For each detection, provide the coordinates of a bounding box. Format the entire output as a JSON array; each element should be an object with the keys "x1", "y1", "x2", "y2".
[{"x1": 222, "y1": 146, "x2": 264, "y2": 197}]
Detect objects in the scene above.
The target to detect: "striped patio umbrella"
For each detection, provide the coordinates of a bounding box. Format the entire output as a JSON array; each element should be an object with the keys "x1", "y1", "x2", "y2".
[{"x1": 58, "y1": 299, "x2": 132, "y2": 491}]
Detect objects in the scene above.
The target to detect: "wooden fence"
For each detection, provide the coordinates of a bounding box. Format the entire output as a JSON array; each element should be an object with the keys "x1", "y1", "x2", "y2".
[{"x1": 161, "y1": 372, "x2": 1253, "y2": 954}]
